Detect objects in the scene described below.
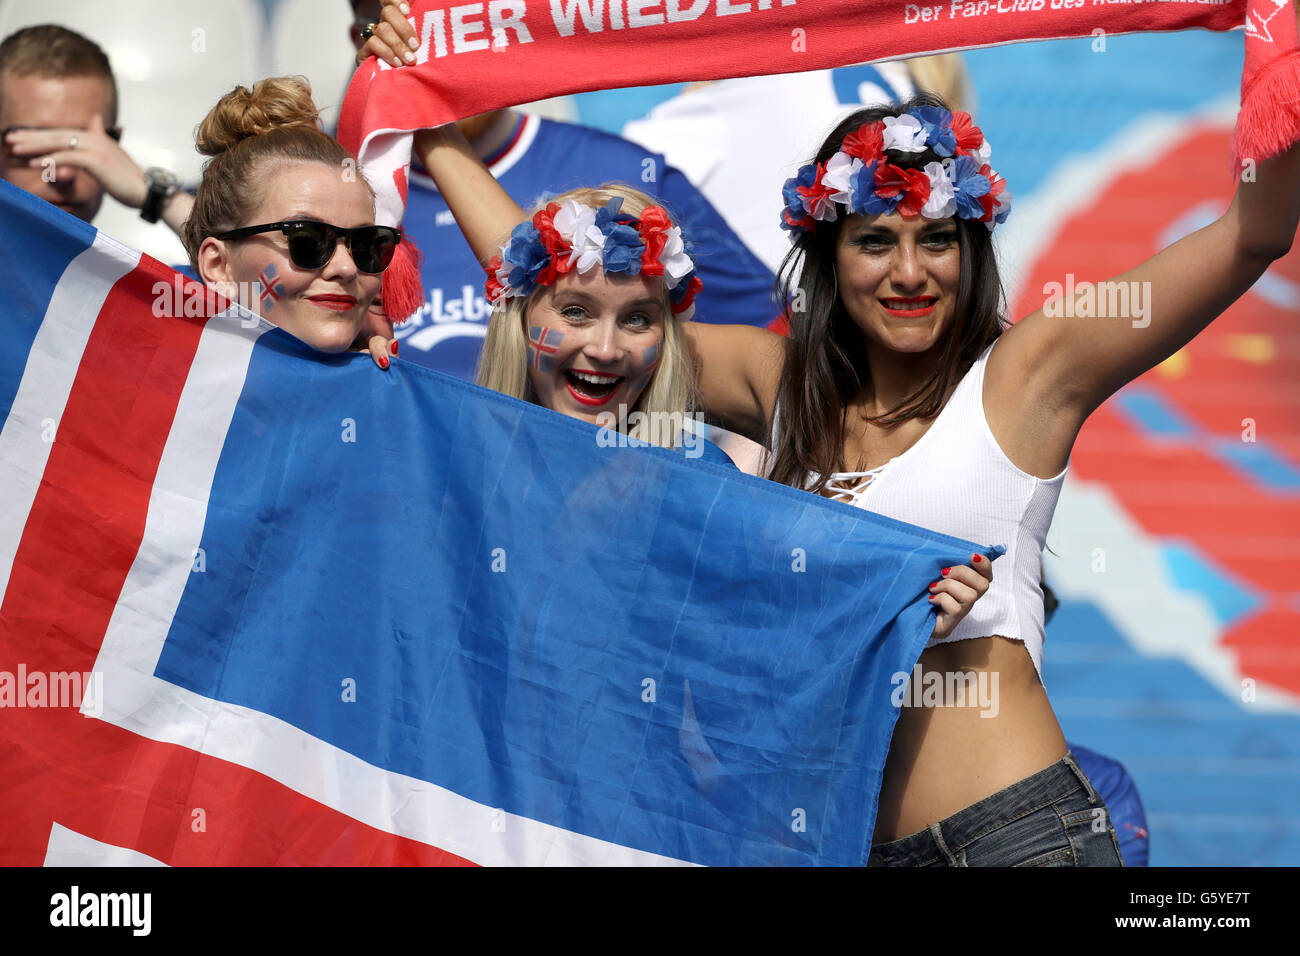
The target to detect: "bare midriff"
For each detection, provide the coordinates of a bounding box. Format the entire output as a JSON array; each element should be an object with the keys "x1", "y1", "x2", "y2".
[{"x1": 871, "y1": 634, "x2": 1068, "y2": 844}]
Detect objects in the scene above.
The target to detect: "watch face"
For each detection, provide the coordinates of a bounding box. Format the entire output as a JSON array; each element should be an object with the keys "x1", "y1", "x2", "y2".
[
  {"x1": 145, "y1": 167, "x2": 179, "y2": 188},
  {"x1": 141, "y1": 167, "x2": 180, "y2": 223}
]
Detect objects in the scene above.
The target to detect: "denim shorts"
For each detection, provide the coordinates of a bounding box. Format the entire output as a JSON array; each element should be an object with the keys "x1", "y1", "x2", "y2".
[{"x1": 867, "y1": 752, "x2": 1126, "y2": 867}]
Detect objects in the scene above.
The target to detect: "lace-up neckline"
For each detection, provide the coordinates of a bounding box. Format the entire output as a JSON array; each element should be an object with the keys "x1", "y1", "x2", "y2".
[{"x1": 818, "y1": 459, "x2": 895, "y2": 504}]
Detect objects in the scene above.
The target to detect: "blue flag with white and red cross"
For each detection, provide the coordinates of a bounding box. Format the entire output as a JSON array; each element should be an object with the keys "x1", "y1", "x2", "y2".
[{"x1": 0, "y1": 180, "x2": 999, "y2": 866}]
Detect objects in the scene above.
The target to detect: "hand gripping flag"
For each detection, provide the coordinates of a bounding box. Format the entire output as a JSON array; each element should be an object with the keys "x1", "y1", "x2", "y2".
[
  {"x1": 0, "y1": 180, "x2": 1001, "y2": 866},
  {"x1": 339, "y1": 0, "x2": 1248, "y2": 319}
]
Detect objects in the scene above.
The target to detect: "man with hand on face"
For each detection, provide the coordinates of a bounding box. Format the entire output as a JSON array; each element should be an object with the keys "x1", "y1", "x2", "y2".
[{"x1": 0, "y1": 24, "x2": 191, "y2": 234}]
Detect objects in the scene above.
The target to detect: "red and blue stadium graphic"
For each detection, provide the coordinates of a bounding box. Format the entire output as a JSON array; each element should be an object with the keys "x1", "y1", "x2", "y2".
[
  {"x1": 979, "y1": 36, "x2": 1300, "y2": 866},
  {"x1": 1012, "y1": 115, "x2": 1300, "y2": 866}
]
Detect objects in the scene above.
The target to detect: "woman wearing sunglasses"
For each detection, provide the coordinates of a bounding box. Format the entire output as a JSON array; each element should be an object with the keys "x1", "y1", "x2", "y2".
[{"x1": 180, "y1": 77, "x2": 399, "y2": 368}]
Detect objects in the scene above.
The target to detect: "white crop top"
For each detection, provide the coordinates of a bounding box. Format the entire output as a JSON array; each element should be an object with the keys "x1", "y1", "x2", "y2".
[{"x1": 767, "y1": 338, "x2": 1067, "y2": 676}]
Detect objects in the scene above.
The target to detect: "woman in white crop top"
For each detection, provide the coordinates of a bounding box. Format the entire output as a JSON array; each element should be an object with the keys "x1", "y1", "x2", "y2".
[{"x1": 672, "y1": 87, "x2": 1300, "y2": 866}]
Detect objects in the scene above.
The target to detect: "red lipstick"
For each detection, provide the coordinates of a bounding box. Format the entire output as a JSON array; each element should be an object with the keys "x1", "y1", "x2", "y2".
[
  {"x1": 880, "y1": 296, "x2": 938, "y2": 318},
  {"x1": 564, "y1": 368, "x2": 623, "y2": 407},
  {"x1": 566, "y1": 380, "x2": 619, "y2": 407},
  {"x1": 307, "y1": 294, "x2": 358, "y2": 312}
]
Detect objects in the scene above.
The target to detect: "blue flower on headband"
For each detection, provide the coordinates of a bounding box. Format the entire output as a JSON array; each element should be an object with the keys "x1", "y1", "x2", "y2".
[
  {"x1": 669, "y1": 269, "x2": 695, "y2": 303},
  {"x1": 851, "y1": 160, "x2": 907, "y2": 217},
  {"x1": 848, "y1": 160, "x2": 880, "y2": 215},
  {"x1": 500, "y1": 221, "x2": 549, "y2": 297},
  {"x1": 908, "y1": 106, "x2": 957, "y2": 158},
  {"x1": 779, "y1": 164, "x2": 819, "y2": 233},
  {"x1": 947, "y1": 155, "x2": 991, "y2": 220},
  {"x1": 784, "y1": 165, "x2": 816, "y2": 211},
  {"x1": 594, "y1": 199, "x2": 646, "y2": 275},
  {"x1": 601, "y1": 223, "x2": 644, "y2": 274}
]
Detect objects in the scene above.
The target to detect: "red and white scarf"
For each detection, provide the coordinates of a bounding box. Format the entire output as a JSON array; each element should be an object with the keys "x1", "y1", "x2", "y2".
[{"x1": 337, "y1": 0, "x2": 1291, "y2": 320}]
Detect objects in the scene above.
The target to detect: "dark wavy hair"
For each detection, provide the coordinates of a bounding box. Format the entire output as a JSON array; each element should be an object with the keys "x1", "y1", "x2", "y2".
[{"x1": 767, "y1": 93, "x2": 1010, "y2": 494}]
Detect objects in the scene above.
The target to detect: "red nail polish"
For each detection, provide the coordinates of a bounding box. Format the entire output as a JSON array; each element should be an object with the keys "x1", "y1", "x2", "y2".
[
  {"x1": 929, "y1": 581, "x2": 938, "y2": 589},
  {"x1": 390, "y1": 340, "x2": 399, "y2": 355},
  {"x1": 379, "y1": 355, "x2": 389, "y2": 369},
  {"x1": 972, "y1": 555, "x2": 981, "y2": 563},
  {"x1": 941, "y1": 567, "x2": 950, "y2": 575}
]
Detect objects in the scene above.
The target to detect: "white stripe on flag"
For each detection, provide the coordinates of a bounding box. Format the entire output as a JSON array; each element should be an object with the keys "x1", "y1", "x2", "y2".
[
  {"x1": 44, "y1": 822, "x2": 167, "y2": 867},
  {"x1": 0, "y1": 234, "x2": 139, "y2": 603},
  {"x1": 91, "y1": 312, "x2": 689, "y2": 866}
]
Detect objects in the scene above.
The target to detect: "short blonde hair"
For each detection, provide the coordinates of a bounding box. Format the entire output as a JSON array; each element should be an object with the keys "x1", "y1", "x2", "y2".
[{"x1": 476, "y1": 184, "x2": 698, "y2": 448}]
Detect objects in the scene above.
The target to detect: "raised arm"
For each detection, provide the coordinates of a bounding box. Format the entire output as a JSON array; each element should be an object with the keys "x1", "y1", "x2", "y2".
[
  {"x1": 411, "y1": 125, "x2": 525, "y2": 265},
  {"x1": 988, "y1": 138, "x2": 1300, "y2": 477},
  {"x1": 682, "y1": 323, "x2": 785, "y2": 442}
]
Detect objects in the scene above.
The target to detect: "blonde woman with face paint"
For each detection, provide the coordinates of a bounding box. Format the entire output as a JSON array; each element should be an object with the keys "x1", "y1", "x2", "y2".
[
  {"x1": 474, "y1": 183, "x2": 700, "y2": 452},
  {"x1": 181, "y1": 77, "x2": 399, "y2": 369},
  {"x1": 384, "y1": 121, "x2": 991, "y2": 645}
]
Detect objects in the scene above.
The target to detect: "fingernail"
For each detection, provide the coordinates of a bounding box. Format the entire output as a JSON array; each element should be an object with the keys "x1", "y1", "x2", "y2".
[
  {"x1": 929, "y1": 582, "x2": 938, "y2": 589},
  {"x1": 972, "y1": 555, "x2": 981, "y2": 563},
  {"x1": 400, "y1": 2, "x2": 410, "y2": 13},
  {"x1": 392, "y1": 57, "x2": 402, "y2": 66},
  {"x1": 941, "y1": 567, "x2": 950, "y2": 576},
  {"x1": 408, "y1": 36, "x2": 419, "y2": 50},
  {"x1": 379, "y1": 355, "x2": 389, "y2": 369},
  {"x1": 929, "y1": 595, "x2": 937, "y2": 602},
  {"x1": 390, "y1": 340, "x2": 399, "y2": 355},
  {"x1": 404, "y1": 50, "x2": 415, "y2": 62}
]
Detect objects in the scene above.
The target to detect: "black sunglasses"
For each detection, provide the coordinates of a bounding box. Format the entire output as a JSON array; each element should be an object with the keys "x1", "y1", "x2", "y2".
[{"x1": 216, "y1": 220, "x2": 401, "y2": 274}]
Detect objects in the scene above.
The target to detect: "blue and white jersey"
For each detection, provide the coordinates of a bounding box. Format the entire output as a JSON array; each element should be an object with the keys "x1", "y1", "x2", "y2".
[
  {"x1": 623, "y1": 64, "x2": 917, "y2": 274},
  {"x1": 395, "y1": 111, "x2": 779, "y2": 381}
]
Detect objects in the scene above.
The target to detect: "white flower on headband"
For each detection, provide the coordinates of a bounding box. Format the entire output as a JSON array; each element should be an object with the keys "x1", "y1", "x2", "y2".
[
  {"x1": 570, "y1": 224, "x2": 606, "y2": 274},
  {"x1": 492, "y1": 249, "x2": 516, "y2": 298},
  {"x1": 921, "y1": 162, "x2": 957, "y2": 219},
  {"x1": 970, "y1": 138, "x2": 992, "y2": 167},
  {"x1": 552, "y1": 200, "x2": 589, "y2": 242},
  {"x1": 822, "y1": 152, "x2": 864, "y2": 206},
  {"x1": 659, "y1": 225, "x2": 694, "y2": 287},
  {"x1": 882, "y1": 114, "x2": 927, "y2": 153},
  {"x1": 551, "y1": 201, "x2": 600, "y2": 271}
]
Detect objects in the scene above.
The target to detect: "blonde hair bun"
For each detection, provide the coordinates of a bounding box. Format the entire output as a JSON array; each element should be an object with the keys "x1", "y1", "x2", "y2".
[{"x1": 194, "y1": 76, "x2": 321, "y2": 157}]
